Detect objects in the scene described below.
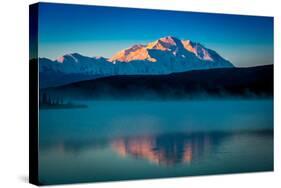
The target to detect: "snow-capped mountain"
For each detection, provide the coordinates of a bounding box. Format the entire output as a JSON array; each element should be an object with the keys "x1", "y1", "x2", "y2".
[
  {"x1": 110, "y1": 36, "x2": 231, "y2": 65},
  {"x1": 39, "y1": 36, "x2": 234, "y2": 88}
]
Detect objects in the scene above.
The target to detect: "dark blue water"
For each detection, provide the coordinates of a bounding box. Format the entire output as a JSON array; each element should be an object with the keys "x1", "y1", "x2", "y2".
[{"x1": 39, "y1": 99, "x2": 273, "y2": 185}]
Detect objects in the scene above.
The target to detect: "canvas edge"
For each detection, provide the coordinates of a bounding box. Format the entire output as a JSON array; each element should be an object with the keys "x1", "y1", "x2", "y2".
[{"x1": 29, "y1": 2, "x2": 41, "y2": 186}]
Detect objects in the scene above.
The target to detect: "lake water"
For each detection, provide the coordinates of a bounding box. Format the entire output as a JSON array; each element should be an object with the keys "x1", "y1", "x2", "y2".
[{"x1": 39, "y1": 99, "x2": 273, "y2": 185}]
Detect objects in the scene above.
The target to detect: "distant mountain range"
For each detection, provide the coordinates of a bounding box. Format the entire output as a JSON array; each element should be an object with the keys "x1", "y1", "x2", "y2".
[
  {"x1": 39, "y1": 36, "x2": 233, "y2": 88},
  {"x1": 43, "y1": 65, "x2": 273, "y2": 100}
]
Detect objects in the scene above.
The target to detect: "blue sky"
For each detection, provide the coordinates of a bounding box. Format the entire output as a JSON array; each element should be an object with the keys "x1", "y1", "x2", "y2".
[{"x1": 38, "y1": 3, "x2": 273, "y2": 67}]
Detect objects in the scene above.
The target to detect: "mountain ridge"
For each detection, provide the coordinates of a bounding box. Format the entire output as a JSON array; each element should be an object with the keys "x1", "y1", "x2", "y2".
[{"x1": 39, "y1": 36, "x2": 234, "y2": 88}]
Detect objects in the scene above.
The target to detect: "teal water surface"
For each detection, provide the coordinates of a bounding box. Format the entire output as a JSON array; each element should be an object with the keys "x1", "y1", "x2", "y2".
[{"x1": 39, "y1": 99, "x2": 273, "y2": 185}]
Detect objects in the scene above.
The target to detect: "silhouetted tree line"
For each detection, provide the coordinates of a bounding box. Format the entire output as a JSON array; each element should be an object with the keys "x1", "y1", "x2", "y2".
[{"x1": 40, "y1": 93, "x2": 65, "y2": 105}]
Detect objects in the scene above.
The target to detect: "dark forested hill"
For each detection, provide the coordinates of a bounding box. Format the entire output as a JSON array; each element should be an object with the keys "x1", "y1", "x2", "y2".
[{"x1": 43, "y1": 65, "x2": 273, "y2": 100}]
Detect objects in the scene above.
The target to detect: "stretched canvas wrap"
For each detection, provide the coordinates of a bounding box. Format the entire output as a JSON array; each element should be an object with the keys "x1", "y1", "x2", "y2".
[{"x1": 29, "y1": 2, "x2": 274, "y2": 185}]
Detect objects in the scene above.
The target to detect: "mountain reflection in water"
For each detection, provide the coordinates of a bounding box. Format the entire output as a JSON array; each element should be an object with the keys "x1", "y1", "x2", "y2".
[
  {"x1": 111, "y1": 133, "x2": 219, "y2": 166},
  {"x1": 41, "y1": 131, "x2": 267, "y2": 166}
]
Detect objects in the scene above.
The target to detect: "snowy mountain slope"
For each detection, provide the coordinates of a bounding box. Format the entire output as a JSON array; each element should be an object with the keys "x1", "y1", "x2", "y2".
[{"x1": 39, "y1": 36, "x2": 234, "y2": 88}]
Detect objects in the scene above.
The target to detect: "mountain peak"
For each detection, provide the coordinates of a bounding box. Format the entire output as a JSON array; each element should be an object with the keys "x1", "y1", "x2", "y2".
[
  {"x1": 146, "y1": 36, "x2": 181, "y2": 51},
  {"x1": 159, "y1": 36, "x2": 180, "y2": 43},
  {"x1": 56, "y1": 53, "x2": 83, "y2": 63},
  {"x1": 109, "y1": 36, "x2": 231, "y2": 64}
]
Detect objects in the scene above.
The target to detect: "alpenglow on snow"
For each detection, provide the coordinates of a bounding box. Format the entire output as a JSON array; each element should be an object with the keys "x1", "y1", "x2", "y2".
[{"x1": 39, "y1": 36, "x2": 233, "y2": 88}]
